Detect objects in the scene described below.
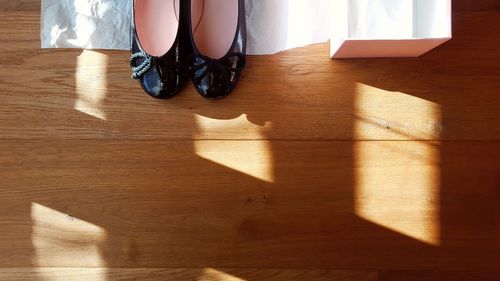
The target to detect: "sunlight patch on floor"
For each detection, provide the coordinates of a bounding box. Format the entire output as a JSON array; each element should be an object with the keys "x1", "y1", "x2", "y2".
[
  {"x1": 198, "y1": 268, "x2": 246, "y2": 281},
  {"x1": 31, "y1": 202, "x2": 107, "y2": 280},
  {"x1": 354, "y1": 83, "x2": 441, "y2": 246},
  {"x1": 194, "y1": 140, "x2": 274, "y2": 183},
  {"x1": 194, "y1": 114, "x2": 274, "y2": 183},
  {"x1": 354, "y1": 83, "x2": 443, "y2": 140},
  {"x1": 74, "y1": 50, "x2": 108, "y2": 120},
  {"x1": 194, "y1": 114, "x2": 272, "y2": 139}
]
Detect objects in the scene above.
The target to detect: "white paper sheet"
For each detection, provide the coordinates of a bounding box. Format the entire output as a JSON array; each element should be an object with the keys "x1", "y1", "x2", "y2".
[{"x1": 41, "y1": 0, "x2": 332, "y2": 55}]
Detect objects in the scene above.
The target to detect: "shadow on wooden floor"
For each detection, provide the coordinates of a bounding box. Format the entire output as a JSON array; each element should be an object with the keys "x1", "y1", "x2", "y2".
[{"x1": 1, "y1": 1, "x2": 499, "y2": 280}]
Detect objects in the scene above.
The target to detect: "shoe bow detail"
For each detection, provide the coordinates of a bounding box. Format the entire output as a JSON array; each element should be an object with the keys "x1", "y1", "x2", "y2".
[
  {"x1": 130, "y1": 52, "x2": 154, "y2": 79},
  {"x1": 190, "y1": 53, "x2": 245, "y2": 85}
]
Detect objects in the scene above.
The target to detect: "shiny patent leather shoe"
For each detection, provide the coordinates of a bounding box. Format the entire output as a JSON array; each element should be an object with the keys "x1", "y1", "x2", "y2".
[
  {"x1": 188, "y1": 0, "x2": 247, "y2": 99},
  {"x1": 130, "y1": 0, "x2": 188, "y2": 99}
]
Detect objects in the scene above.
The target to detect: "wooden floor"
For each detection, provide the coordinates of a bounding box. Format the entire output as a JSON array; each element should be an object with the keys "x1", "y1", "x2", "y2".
[{"x1": 1, "y1": 0, "x2": 499, "y2": 280}]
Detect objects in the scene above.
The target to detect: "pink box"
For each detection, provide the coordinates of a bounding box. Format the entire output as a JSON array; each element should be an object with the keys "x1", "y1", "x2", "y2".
[{"x1": 330, "y1": 0, "x2": 452, "y2": 58}]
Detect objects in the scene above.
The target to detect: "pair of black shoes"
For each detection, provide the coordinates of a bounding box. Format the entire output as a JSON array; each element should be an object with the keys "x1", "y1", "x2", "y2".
[{"x1": 130, "y1": 0, "x2": 246, "y2": 100}]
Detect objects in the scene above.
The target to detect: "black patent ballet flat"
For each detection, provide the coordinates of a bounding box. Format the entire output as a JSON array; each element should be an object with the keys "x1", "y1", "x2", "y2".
[
  {"x1": 130, "y1": 0, "x2": 189, "y2": 99},
  {"x1": 188, "y1": 0, "x2": 247, "y2": 100}
]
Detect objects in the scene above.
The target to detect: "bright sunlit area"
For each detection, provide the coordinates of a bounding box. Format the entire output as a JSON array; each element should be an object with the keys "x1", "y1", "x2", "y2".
[
  {"x1": 194, "y1": 114, "x2": 274, "y2": 183},
  {"x1": 74, "y1": 50, "x2": 108, "y2": 120},
  {"x1": 2, "y1": 0, "x2": 498, "y2": 280},
  {"x1": 31, "y1": 203, "x2": 108, "y2": 280},
  {"x1": 354, "y1": 83, "x2": 442, "y2": 245}
]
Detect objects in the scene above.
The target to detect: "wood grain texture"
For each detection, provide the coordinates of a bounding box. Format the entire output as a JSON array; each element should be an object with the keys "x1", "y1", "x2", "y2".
[
  {"x1": 0, "y1": 140, "x2": 499, "y2": 270},
  {"x1": 0, "y1": 268, "x2": 378, "y2": 281},
  {"x1": 0, "y1": 0, "x2": 499, "y2": 280},
  {"x1": 0, "y1": 0, "x2": 39, "y2": 12},
  {"x1": 0, "y1": 9, "x2": 499, "y2": 140},
  {"x1": 380, "y1": 271, "x2": 500, "y2": 281}
]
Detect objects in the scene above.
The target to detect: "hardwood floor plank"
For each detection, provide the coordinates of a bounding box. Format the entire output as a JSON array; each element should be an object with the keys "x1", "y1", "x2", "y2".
[
  {"x1": 452, "y1": 0, "x2": 500, "y2": 12},
  {"x1": 0, "y1": 0, "x2": 39, "y2": 12},
  {"x1": 0, "y1": 11, "x2": 499, "y2": 140},
  {"x1": 380, "y1": 270, "x2": 500, "y2": 281},
  {"x1": 0, "y1": 268, "x2": 378, "y2": 281},
  {"x1": 0, "y1": 0, "x2": 499, "y2": 278},
  {"x1": 0, "y1": 140, "x2": 498, "y2": 270}
]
